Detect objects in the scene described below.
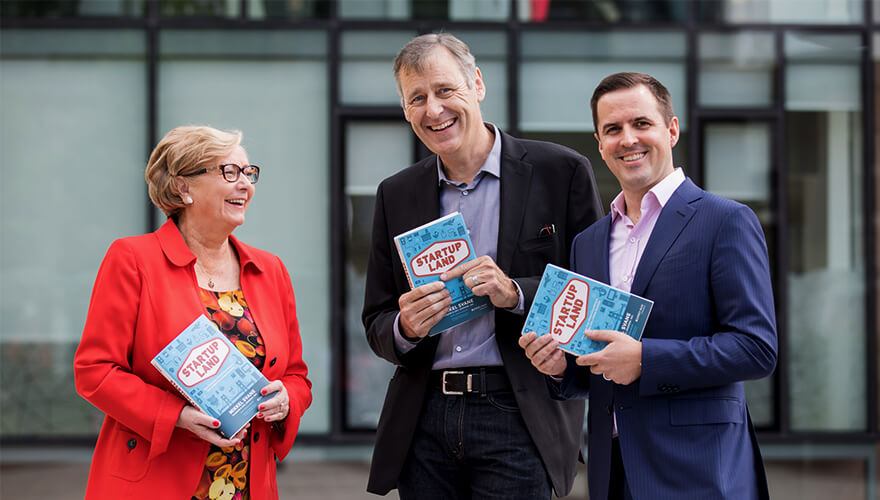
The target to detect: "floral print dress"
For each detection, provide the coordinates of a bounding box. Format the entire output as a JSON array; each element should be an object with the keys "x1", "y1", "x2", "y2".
[{"x1": 192, "y1": 288, "x2": 266, "y2": 500}]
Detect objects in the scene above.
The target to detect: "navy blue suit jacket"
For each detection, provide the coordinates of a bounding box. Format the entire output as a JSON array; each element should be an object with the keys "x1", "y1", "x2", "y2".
[{"x1": 559, "y1": 178, "x2": 777, "y2": 500}]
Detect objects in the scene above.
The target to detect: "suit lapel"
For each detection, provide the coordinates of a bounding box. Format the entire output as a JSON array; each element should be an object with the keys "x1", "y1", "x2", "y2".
[
  {"x1": 407, "y1": 157, "x2": 442, "y2": 228},
  {"x1": 630, "y1": 178, "x2": 701, "y2": 296},
  {"x1": 406, "y1": 159, "x2": 443, "y2": 359},
  {"x1": 497, "y1": 133, "x2": 532, "y2": 273},
  {"x1": 593, "y1": 217, "x2": 613, "y2": 284}
]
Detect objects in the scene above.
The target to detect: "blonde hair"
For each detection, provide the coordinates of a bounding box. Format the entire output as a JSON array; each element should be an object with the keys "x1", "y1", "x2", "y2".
[{"x1": 145, "y1": 125, "x2": 243, "y2": 218}]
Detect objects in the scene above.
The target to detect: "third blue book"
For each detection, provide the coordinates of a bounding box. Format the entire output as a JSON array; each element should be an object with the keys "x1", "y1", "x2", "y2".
[{"x1": 522, "y1": 264, "x2": 653, "y2": 356}]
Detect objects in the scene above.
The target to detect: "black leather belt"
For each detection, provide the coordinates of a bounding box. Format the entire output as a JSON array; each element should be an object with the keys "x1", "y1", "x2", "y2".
[{"x1": 430, "y1": 367, "x2": 511, "y2": 395}]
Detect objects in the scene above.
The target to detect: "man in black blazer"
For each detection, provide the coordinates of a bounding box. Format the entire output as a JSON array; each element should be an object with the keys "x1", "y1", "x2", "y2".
[{"x1": 362, "y1": 33, "x2": 603, "y2": 499}]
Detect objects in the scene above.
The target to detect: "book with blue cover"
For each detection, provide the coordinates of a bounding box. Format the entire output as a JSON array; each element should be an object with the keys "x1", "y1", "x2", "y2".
[
  {"x1": 394, "y1": 212, "x2": 493, "y2": 336},
  {"x1": 151, "y1": 315, "x2": 272, "y2": 438},
  {"x1": 522, "y1": 264, "x2": 653, "y2": 356}
]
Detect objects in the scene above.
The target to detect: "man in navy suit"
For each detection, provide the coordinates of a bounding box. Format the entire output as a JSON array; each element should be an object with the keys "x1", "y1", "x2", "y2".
[{"x1": 520, "y1": 72, "x2": 778, "y2": 500}]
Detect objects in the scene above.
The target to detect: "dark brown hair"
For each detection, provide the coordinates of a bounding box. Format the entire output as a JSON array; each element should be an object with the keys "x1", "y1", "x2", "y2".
[{"x1": 590, "y1": 72, "x2": 674, "y2": 132}]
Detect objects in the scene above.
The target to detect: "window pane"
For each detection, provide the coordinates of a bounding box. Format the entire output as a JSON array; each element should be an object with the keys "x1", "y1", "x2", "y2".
[
  {"x1": 785, "y1": 33, "x2": 865, "y2": 431},
  {"x1": 454, "y1": 31, "x2": 508, "y2": 130},
  {"x1": 248, "y1": 0, "x2": 330, "y2": 19},
  {"x1": 0, "y1": 0, "x2": 144, "y2": 17},
  {"x1": 161, "y1": 30, "x2": 327, "y2": 57},
  {"x1": 340, "y1": 31, "x2": 416, "y2": 106},
  {"x1": 698, "y1": 0, "x2": 863, "y2": 24},
  {"x1": 159, "y1": 30, "x2": 330, "y2": 433},
  {"x1": 703, "y1": 121, "x2": 775, "y2": 427},
  {"x1": 344, "y1": 121, "x2": 413, "y2": 429},
  {"x1": 520, "y1": 31, "x2": 687, "y2": 132},
  {"x1": 0, "y1": 30, "x2": 147, "y2": 437},
  {"x1": 450, "y1": 0, "x2": 510, "y2": 20},
  {"x1": 518, "y1": 0, "x2": 689, "y2": 23},
  {"x1": 698, "y1": 32, "x2": 775, "y2": 108},
  {"x1": 339, "y1": 0, "x2": 410, "y2": 19},
  {"x1": 339, "y1": 0, "x2": 509, "y2": 20},
  {"x1": 875, "y1": 33, "x2": 880, "y2": 433},
  {"x1": 704, "y1": 122, "x2": 771, "y2": 204},
  {"x1": 785, "y1": 33, "x2": 861, "y2": 112},
  {"x1": 159, "y1": 0, "x2": 239, "y2": 17}
]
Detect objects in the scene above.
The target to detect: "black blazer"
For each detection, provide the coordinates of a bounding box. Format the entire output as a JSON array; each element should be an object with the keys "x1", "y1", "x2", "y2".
[{"x1": 362, "y1": 130, "x2": 604, "y2": 496}]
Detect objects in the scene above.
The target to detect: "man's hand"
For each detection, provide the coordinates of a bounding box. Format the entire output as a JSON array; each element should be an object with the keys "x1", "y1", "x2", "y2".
[
  {"x1": 442, "y1": 256, "x2": 519, "y2": 309},
  {"x1": 519, "y1": 332, "x2": 566, "y2": 377},
  {"x1": 576, "y1": 330, "x2": 642, "y2": 385},
  {"x1": 399, "y1": 281, "x2": 451, "y2": 339}
]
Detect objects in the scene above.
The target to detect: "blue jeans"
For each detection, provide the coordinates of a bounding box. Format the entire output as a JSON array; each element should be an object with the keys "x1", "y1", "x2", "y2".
[{"x1": 397, "y1": 385, "x2": 551, "y2": 500}]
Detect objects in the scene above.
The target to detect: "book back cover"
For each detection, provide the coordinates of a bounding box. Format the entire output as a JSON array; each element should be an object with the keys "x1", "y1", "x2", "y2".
[
  {"x1": 394, "y1": 212, "x2": 493, "y2": 335},
  {"x1": 151, "y1": 315, "x2": 272, "y2": 438},
  {"x1": 522, "y1": 264, "x2": 653, "y2": 356}
]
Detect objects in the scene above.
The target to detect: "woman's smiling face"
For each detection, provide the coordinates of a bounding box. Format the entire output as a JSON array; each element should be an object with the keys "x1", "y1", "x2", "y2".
[{"x1": 184, "y1": 145, "x2": 255, "y2": 232}]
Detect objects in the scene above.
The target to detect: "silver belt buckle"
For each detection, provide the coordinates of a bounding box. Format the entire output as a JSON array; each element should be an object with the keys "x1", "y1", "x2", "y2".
[{"x1": 442, "y1": 370, "x2": 467, "y2": 395}]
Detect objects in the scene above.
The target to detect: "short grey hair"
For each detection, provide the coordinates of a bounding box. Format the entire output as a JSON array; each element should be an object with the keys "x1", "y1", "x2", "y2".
[{"x1": 393, "y1": 33, "x2": 477, "y2": 104}]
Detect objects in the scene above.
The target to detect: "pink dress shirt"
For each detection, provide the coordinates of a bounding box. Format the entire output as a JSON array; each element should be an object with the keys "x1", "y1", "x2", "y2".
[{"x1": 608, "y1": 167, "x2": 685, "y2": 435}]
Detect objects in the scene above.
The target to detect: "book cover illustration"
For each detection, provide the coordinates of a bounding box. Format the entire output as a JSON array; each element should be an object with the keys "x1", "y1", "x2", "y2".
[
  {"x1": 522, "y1": 264, "x2": 653, "y2": 356},
  {"x1": 394, "y1": 212, "x2": 493, "y2": 336},
  {"x1": 151, "y1": 315, "x2": 272, "y2": 438}
]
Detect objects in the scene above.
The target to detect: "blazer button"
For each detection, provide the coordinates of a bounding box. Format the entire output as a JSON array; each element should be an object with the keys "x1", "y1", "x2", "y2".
[
  {"x1": 269, "y1": 357, "x2": 277, "y2": 367},
  {"x1": 127, "y1": 438, "x2": 137, "y2": 450}
]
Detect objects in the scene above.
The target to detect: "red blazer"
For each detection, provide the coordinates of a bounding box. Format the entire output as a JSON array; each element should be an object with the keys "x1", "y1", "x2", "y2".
[{"x1": 74, "y1": 219, "x2": 312, "y2": 500}]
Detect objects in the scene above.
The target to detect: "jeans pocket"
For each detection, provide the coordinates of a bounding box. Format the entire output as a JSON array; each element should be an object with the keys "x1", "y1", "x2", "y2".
[{"x1": 486, "y1": 391, "x2": 520, "y2": 412}]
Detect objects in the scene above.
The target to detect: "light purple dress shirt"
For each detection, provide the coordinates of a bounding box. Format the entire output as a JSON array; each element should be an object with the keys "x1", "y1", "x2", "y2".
[
  {"x1": 392, "y1": 124, "x2": 524, "y2": 369},
  {"x1": 608, "y1": 167, "x2": 685, "y2": 435}
]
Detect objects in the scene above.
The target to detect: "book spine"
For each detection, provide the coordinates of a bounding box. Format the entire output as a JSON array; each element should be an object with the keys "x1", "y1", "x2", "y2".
[
  {"x1": 150, "y1": 359, "x2": 209, "y2": 416},
  {"x1": 394, "y1": 237, "x2": 416, "y2": 289}
]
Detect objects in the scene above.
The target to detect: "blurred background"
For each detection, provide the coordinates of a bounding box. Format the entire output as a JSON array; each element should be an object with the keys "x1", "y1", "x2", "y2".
[{"x1": 1, "y1": 0, "x2": 878, "y2": 498}]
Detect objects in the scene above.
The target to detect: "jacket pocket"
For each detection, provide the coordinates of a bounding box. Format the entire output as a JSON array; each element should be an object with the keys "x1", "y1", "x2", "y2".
[
  {"x1": 669, "y1": 398, "x2": 744, "y2": 426},
  {"x1": 109, "y1": 427, "x2": 151, "y2": 481},
  {"x1": 519, "y1": 233, "x2": 558, "y2": 253}
]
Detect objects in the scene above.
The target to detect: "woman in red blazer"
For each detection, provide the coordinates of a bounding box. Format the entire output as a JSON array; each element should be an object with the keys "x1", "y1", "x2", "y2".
[{"x1": 74, "y1": 126, "x2": 312, "y2": 500}]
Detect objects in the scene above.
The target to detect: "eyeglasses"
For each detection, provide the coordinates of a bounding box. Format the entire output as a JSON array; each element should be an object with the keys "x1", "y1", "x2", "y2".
[{"x1": 187, "y1": 163, "x2": 260, "y2": 184}]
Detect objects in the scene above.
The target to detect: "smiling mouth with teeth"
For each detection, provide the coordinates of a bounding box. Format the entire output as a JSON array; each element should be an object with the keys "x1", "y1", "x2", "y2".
[
  {"x1": 621, "y1": 152, "x2": 646, "y2": 162},
  {"x1": 227, "y1": 199, "x2": 246, "y2": 206},
  {"x1": 429, "y1": 118, "x2": 455, "y2": 131}
]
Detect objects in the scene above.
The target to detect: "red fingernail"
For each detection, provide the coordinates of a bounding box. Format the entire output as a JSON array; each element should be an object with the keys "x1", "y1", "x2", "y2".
[
  {"x1": 213, "y1": 420, "x2": 220, "y2": 427},
  {"x1": 261, "y1": 389, "x2": 267, "y2": 395},
  {"x1": 258, "y1": 405, "x2": 265, "y2": 410},
  {"x1": 257, "y1": 413, "x2": 263, "y2": 418}
]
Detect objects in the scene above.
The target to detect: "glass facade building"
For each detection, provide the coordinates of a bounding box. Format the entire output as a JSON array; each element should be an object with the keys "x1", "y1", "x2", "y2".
[{"x1": 1, "y1": 0, "x2": 877, "y2": 497}]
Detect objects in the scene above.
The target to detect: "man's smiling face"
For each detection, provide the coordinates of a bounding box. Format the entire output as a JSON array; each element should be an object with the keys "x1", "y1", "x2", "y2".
[
  {"x1": 398, "y1": 46, "x2": 485, "y2": 161},
  {"x1": 594, "y1": 84, "x2": 679, "y2": 197}
]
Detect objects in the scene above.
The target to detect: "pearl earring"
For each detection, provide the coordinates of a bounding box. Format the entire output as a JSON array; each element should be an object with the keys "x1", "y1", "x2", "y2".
[{"x1": 184, "y1": 195, "x2": 193, "y2": 205}]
